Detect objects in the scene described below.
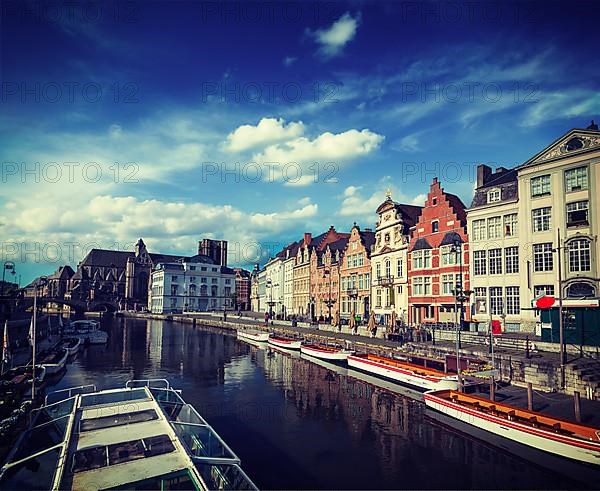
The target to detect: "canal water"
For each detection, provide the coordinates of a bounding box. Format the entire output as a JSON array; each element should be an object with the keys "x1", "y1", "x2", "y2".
[{"x1": 48, "y1": 317, "x2": 597, "y2": 490}]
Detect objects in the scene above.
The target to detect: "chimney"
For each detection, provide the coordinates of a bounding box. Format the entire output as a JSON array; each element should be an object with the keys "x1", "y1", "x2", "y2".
[
  {"x1": 476, "y1": 164, "x2": 492, "y2": 187},
  {"x1": 304, "y1": 232, "x2": 312, "y2": 246}
]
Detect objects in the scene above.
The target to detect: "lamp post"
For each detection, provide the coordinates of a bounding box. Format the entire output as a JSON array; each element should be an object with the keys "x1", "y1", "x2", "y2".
[
  {"x1": 31, "y1": 276, "x2": 48, "y2": 400},
  {"x1": 322, "y1": 269, "x2": 336, "y2": 323},
  {"x1": 266, "y1": 279, "x2": 274, "y2": 320},
  {"x1": 450, "y1": 236, "x2": 472, "y2": 384},
  {"x1": 552, "y1": 228, "x2": 566, "y2": 388},
  {"x1": 1, "y1": 261, "x2": 16, "y2": 297}
]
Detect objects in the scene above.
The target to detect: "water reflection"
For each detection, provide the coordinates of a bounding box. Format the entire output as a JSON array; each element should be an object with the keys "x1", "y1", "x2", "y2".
[{"x1": 49, "y1": 318, "x2": 596, "y2": 490}]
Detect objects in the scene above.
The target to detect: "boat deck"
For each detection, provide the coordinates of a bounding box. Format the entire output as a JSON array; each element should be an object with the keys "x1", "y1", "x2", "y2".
[
  {"x1": 431, "y1": 390, "x2": 600, "y2": 442},
  {"x1": 357, "y1": 354, "x2": 450, "y2": 378}
]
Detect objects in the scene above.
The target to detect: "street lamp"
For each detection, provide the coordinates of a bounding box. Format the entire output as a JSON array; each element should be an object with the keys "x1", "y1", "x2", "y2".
[
  {"x1": 322, "y1": 269, "x2": 336, "y2": 323},
  {"x1": 552, "y1": 229, "x2": 566, "y2": 388},
  {"x1": 1, "y1": 261, "x2": 16, "y2": 297},
  {"x1": 266, "y1": 278, "x2": 274, "y2": 320},
  {"x1": 450, "y1": 236, "x2": 472, "y2": 385}
]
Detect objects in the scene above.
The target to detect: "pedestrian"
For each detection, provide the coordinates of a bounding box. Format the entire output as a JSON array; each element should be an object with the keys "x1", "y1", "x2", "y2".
[{"x1": 264, "y1": 312, "x2": 269, "y2": 326}]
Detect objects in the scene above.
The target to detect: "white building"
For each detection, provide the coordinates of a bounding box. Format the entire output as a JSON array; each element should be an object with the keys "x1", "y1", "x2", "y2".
[
  {"x1": 370, "y1": 193, "x2": 422, "y2": 325},
  {"x1": 264, "y1": 255, "x2": 284, "y2": 317},
  {"x1": 148, "y1": 255, "x2": 236, "y2": 314},
  {"x1": 281, "y1": 243, "x2": 299, "y2": 318}
]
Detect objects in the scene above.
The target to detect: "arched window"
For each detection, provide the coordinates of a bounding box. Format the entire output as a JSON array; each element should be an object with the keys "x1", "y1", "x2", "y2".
[
  {"x1": 568, "y1": 238, "x2": 591, "y2": 272},
  {"x1": 189, "y1": 284, "x2": 197, "y2": 295}
]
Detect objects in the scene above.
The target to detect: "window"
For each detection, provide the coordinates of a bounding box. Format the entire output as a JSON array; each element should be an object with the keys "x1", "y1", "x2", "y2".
[
  {"x1": 489, "y1": 248, "x2": 502, "y2": 275},
  {"x1": 432, "y1": 197, "x2": 437, "y2": 205},
  {"x1": 440, "y1": 246, "x2": 455, "y2": 266},
  {"x1": 376, "y1": 262, "x2": 381, "y2": 278},
  {"x1": 358, "y1": 274, "x2": 364, "y2": 290},
  {"x1": 365, "y1": 274, "x2": 370, "y2": 289},
  {"x1": 426, "y1": 305, "x2": 435, "y2": 319},
  {"x1": 376, "y1": 289, "x2": 382, "y2": 307},
  {"x1": 504, "y1": 214, "x2": 518, "y2": 237},
  {"x1": 565, "y1": 166, "x2": 588, "y2": 192},
  {"x1": 568, "y1": 239, "x2": 591, "y2": 272},
  {"x1": 473, "y1": 251, "x2": 487, "y2": 275},
  {"x1": 385, "y1": 259, "x2": 391, "y2": 278},
  {"x1": 487, "y1": 189, "x2": 501, "y2": 203},
  {"x1": 490, "y1": 287, "x2": 503, "y2": 315},
  {"x1": 487, "y1": 217, "x2": 502, "y2": 239},
  {"x1": 532, "y1": 207, "x2": 551, "y2": 232},
  {"x1": 505, "y1": 246, "x2": 519, "y2": 274},
  {"x1": 432, "y1": 221, "x2": 439, "y2": 233},
  {"x1": 474, "y1": 287, "x2": 487, "y2": 314},
  {"x1": 442, "y1": 274, "x2": 456, "y2": 295},
  {"x1": 397, "y1": 259, "x2": 403, "y2": 278},
  {"x1": 424, "y1": 277, "x2": 431, "y2": 295},
  {"x1": 201, "y1": 267, "x2": 207, "y2": 271},
  {"x1": 171, "y1": 285, "x2": 178, "y2": 296},
  {"x1": 533, "y1": 243, "x2": 553, "y2": 272},
  {"x1": 472, "y1": 219, "x2": 486, "y2": 241},
  {"x1": 566, "y1": 201, "x2": 589, "y2": 227},
  {"x1": 412, "y1": 250, "x2": 431, "y2": 269},
  {"x1": 531, "y1": 174, "x2": 551, "y2": 197},
  {"x1": 506, "y1": 286, "x2": 520, "y2": 315},
  {"x1": 412, "y1": 277, "x2": 424, "y2": 295},
  {"x1": 225, "y1": 279, "x2": 231, "y2": 284},
  {"x1": 358, "y1": 253, "x2": 364, "y2": 267},
  {"x1": 534, "y1": 285, "x2": 555, "y2": 297},
  {"x1": 172, "y1": 276, "x2": 178, "y2": 282}
]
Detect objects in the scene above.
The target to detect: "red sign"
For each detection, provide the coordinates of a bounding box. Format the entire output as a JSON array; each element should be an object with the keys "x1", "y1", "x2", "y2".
[
  {"x1": 491, "y1": 320, "x2": 502, "y2": 335},
  {"x1": 535, "y1": 295, "x2": 556, "y2": 309}
]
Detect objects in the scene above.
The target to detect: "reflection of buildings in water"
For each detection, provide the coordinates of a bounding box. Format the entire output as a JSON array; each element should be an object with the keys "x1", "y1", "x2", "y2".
[
  {"x1": 146, "y1": 320, "x2": 163, "y2": 369},
  {"x1": 261, "y1": 349, "x2": 295, "y2": 392}
]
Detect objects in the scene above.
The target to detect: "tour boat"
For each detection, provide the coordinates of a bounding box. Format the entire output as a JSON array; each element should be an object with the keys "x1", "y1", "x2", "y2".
[
  {"x1": 268, "y1": 334, "x2": 302, "y2": 350},
  {"x1": 65, "y1": 320, "x2": 108, "y2": 344},
  {"x1": 347, "y1": 353, "x2": 471, "y2": 391},
  {"x1": 300, "y1": 343, "x2": 354, "y2": 361},
  {"x1": 424, "y1": 389, "x2": 600, "y2": 466},
  {"x1": 38, "y1": 348, "x2": 69, "y2": 375},
  {"x1": 58, "y1": 337, "x2": 81, "y2": 356},
  {"x1": 237, "y1": 329, "x2": 269, "y2": 342},
  {"x1": 0, "y1": 380, "x2": 258, "y2": 490}
]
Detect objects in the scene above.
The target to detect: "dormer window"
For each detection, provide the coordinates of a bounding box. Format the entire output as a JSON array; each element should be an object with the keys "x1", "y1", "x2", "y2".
[{"x1": 487, "y1": 188, "x2": 501, "y2": 203}]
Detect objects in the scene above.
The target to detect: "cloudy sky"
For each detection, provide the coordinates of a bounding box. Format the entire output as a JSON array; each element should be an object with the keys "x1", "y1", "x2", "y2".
[{"x1": 2, "y1": 0, "x2": 599, "y2": 284}]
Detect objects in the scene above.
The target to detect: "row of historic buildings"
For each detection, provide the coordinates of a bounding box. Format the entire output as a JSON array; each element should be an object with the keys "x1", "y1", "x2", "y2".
[{"x1": 251, "y1": 122, "x2": 600, "y2": 337}]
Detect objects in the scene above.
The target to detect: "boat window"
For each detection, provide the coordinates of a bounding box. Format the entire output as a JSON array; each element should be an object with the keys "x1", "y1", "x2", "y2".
[
  {"x1": 0, "y1": 447, "x2": 61, "y2": 490},
  {"x1": 172, "y1": 423, "x2": 236, "y2": 461},
  {"x1": 72, "y1": 446, "x2": 108, "y2": 473},
  {"x1": 150, "y1": 388, "x2": 185, "y2": 405},
  {"x1": 80, "y1": 409, "x2": 159, "y2": 432},
  {"x1": 143, "y1": 434, "x2": 176, "y2": 457},
  {"x1": 108, "y1": 439, "x2": 146, "y2": 465},
  {"x1": 173, "y1": 404, "x2": 208, "y2": 425},
  {"x1": 11, "y1": 416, "x2": 70, "y2": 463},
  {"x1": 102, "y1": 469, "x2": 200, "y2": 490},
  {"x1": 195, "y1": 463, "x2": 258, "y2": 491},
  {"x1": 33, "y1": 397, "x2": 76, "y2": 426},
  {"x1": 80, "y1": 388, "x2": 149, "y2": 407}
]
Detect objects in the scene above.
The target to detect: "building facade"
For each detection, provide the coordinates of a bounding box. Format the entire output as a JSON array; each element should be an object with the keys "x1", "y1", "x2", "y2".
[
  {"x1": 148, "y1": 255, "x2": 235, "y2": 314},
  {"x1": 264, "y1": 256, "x2": 284, "y2": 317},
  {"x1": 408, "y1": 178, "x2": 470, "y2": 326},
  {"x1": 371, "y1": 194, "x2": 422, "y2": 326},
  {"x1": 311, "y1": 236, "x2": 348, "y2": 321},
  {"x1": 233, "y1": 268, "x2": 251, "y2": 311},
  {"x1": 340, "y1": 224, "x2": 375, "y2": 320}
]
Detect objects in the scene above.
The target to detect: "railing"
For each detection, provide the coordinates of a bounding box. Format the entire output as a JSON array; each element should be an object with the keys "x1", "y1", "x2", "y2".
[
  {"x1": 45, "y1": 384, "x2": 97, "y2": 405},
  {"x1": 377, "y1": 275, "x2": 395, "y2": 286},
  {"x1": 126, "y1": 378, "x2": 170, "y2": 389}
]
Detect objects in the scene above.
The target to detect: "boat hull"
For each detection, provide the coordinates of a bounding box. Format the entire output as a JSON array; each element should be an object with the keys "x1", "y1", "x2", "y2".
[
  {"x1": 41, "y1": 350, "x2": 68, "y2": 375},
  {"x1": 301, "y1": 345, "x2": 354, "y2": 361},
  {"x1": 268, "y1": 337, "x2": 301, "y2": 350},
  {"x1": 237, "y1": 330, "x2": 269, "y2": 342},
  {"x1": 62, "y1": 338, "x2": 81, "y2": 355},
  {"x1": 424, "y1": 391, "x2": 600, "y2": 466},
  {"x1": 347, "y1": 355, "x2": 459, "y2": 391}
]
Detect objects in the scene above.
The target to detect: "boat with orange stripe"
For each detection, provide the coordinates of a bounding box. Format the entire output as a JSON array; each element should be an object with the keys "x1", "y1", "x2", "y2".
[{"x1": 424, "y1": 389, "x2": 600, "y2": 465}]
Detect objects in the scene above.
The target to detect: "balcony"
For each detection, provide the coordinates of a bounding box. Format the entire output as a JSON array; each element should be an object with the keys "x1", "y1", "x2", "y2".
[{"x1": 377, "y1": 275, "x2": 394, "y2": 286}]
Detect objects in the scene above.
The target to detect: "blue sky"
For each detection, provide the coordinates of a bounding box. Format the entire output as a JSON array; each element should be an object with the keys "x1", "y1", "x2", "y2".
[{"x1": 1, "y1": 0, "x2": 600, "y2": 284}]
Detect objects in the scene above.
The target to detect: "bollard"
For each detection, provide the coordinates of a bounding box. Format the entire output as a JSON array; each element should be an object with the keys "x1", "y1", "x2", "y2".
[
  {"x1": 574, "y1": 391, "x2": 581, "y2": 423},
  {"x1": 490, "y1": 376, "x2": 495, "y2": 402},
  {"x1": 527, "y1": 382, "x2": 533, "y2": 411}
]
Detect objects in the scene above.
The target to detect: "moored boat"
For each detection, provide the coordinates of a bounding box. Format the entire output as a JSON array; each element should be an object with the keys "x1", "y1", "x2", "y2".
[
  {"x1": 424, "y1": 389, "x2": 600, "y2": 466},
  {"x1": 58, "y1": 337, "x2": 81, "y2": 356},
  {"x1": 300, "y1": 343, "x2": 354, "y2": 361},
  {"x1": 0, "y1": 380, "x2": 258, "y2": 490},
  {"x1": 65, "y1": 320, "x2": 108, "y2": 344},
  {"x1": 268, "y1": 334, "x2": 301, "y2": 350},
  {"x1": 237, "y1": 329, "x2": 269, "y2": 342},
  {"x1": 0, "y1": 365, "x2": 46, "y2": 388},
  {"x1": 347, "y1": 353, "x2": 473, "y2": 391},
  {"x1": 38, "y1": 348, "x2": 69, "y2": 375}
]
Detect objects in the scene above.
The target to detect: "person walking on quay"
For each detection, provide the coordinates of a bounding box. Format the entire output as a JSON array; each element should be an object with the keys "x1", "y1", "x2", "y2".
[
  {"x1": 264, "y1": 311, "x2": 269, "y2": 326},
  {"x1": 368, "y1": 310, "x2": 377, "y2": 338},
  {"x1": 349, "y1": 310, "x2": 357, "y2": 335}
]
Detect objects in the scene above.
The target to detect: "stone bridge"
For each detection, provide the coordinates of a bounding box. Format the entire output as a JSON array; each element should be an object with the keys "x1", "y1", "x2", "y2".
[{"x1": 18, "y1": 296, "x2": 120, "y2": 315}]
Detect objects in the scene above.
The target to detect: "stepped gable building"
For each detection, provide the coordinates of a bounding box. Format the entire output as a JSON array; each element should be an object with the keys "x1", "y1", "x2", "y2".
[
  {"x1": 408, "y1": 178, "x2": 470, "y2": 325},
  {"x1": 371, "y1": 192, "x2": 422, "y2": 326},
  {"x1": 339, "y1": 224, "x2": 376, "y2": 320},
  {"x1": 292, "y1": 226, "x2": 350, "y2": 318}
]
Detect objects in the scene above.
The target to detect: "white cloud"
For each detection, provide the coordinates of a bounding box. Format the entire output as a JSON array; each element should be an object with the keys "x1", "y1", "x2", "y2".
[
  {"x1": 223, "y1": 118, "x2": 305, "y2": 152},
  {"x1": 338, "y1": 183, "x2": 423, "y2": 217},
  {"x1": 283, "y1": 56, "x2": 297, "y2": 67},
  {"x1": 395, "y1": 133, "x2": 420, "y2": 152},
  {"x1": 307, "y1": 12, "x2": 361, "y2": 59},
  {"x1": 252, "y1": 128, "x2": 384, "y2": 186}
]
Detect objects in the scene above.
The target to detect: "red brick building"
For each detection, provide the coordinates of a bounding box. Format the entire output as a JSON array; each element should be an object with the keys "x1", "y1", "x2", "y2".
[
  {"x1": 233, "y1": 268, "x2": 251, "y2": 310},
  {"x1": 408, "y1": 178, "x2": 470, "y2": 326}
]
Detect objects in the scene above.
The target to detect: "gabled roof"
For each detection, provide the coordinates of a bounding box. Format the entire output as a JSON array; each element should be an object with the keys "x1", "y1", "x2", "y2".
[
  {"x1": 359, "y1": 230, "x2": 376, "y2": 251},
  {"x1": 47, "y1": 265, "x2": 75, "y2": 280}
]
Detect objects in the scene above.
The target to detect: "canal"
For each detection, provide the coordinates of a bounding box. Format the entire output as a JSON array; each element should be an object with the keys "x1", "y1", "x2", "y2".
[{"x1": 47, "y1": 317, "x2": 597, "y2": 490}]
